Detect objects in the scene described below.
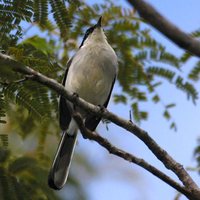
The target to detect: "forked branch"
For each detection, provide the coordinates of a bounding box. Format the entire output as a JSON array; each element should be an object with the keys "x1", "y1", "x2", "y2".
[{"x1": 0, "y1": 53, "x2": 200, "y2": 199}]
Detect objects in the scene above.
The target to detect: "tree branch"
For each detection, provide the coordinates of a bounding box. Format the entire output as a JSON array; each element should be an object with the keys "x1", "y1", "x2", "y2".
[
  {"x1": 73, "y1": 113, "x2": 192, "y2": 199},
  {"x1": 1, "y1": 53, "x2": 200, "y2": 199},
  {"x1": 127, "y1": 0, "x2": 200, "y2": 57}
]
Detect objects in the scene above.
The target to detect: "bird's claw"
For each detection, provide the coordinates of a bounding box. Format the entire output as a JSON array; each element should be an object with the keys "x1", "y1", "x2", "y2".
[
  {"x1": 98, "y1": 105, "x2": 105, "y2": 112},
  {"x1": 72, "y1": 92, "x2": 79, "y2": 98}
]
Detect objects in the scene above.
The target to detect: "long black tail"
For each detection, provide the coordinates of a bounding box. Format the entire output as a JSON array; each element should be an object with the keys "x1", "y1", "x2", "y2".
[{"x1": 48, "y1": 131, "x2": 77, "y2": 190}]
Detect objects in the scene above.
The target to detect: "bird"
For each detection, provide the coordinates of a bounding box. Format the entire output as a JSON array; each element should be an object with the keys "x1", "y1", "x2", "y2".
[{"x1": 48, "y1": 16, "x2": 118, "y2": 190}]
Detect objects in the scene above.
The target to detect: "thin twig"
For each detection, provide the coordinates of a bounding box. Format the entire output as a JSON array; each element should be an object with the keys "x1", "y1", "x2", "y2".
[{"x1": 73, "y1": 113, "x2": 191, "y2": 198}]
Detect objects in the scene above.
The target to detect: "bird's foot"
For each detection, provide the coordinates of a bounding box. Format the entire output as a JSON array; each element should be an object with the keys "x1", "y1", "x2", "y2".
[
  {"x1": 98, "y1": 105, "x2": 106, "y2": 112},
  {"x1": 72, "y1": 92, "x2": 79, "y2": 98}
]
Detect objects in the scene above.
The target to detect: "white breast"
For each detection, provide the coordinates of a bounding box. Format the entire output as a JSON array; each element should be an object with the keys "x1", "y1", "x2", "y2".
[{"x1": 65, "y1": 43, "x2": 117, "y2": 106}]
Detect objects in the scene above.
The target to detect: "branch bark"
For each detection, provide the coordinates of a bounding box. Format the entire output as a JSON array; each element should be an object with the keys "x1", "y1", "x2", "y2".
[
  {"x1": 1, "y1": 53, "x2": 200, "y2": 199},
  {"x1": 73, "y1": 113, "x2": 192, "y2": 199},
  {"x1": 127, "y1": 0, "x2": 200, "y2": 57}
]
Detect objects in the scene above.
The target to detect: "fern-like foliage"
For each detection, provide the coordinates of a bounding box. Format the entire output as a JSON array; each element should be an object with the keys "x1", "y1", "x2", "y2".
[
  {"x1": 175, "y1": 76, "x2": 198, "y2": 103},
  {"x1": 97, "y1": 2, "x2": 197, "y2": 125},
  {"x1": 188, "y1": 61, "x2": 200, "y2": 81},
  {"x1": 146, "y1": 66, "x2": 175, "y2": 82},
  {"x1": 33, "y1": 0, "x2": 48, "y2": 26},
  {"x1": 0, "y1": 0, "x2": 73, "y2": 46},
  {"x1": 194, "y1": 139, "x2": 200, "y2": 174},
  {"x1": 180, "y1": 28, "x2": 200, "y2": 62},
  {"x1": 49, "y1": 0, "x2": 70, "y2": 39},
  {"x1": 1, "y1": 0, "x2": 198, "y2": 128},
  {"x1": 0, "y1": 148, "x2": 61, "y2": 200},
  {"x1": 0, "y1": 0, "x2": 200, "y2": 197},
  {"x1": 180, "y1": 28, "x2": 200, "y2": 83},
  {"x1": 0, "y1": 0, "x2": 33, "y2": 49},
  {"x1": 0, "y1": 144, "x2": 89, "y2": 199}
]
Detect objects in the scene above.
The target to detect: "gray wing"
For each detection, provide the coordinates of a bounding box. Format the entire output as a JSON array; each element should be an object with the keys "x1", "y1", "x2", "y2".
[
  {"x1": 84, "y1": 77, "x2": 116, "y2": 131},
  {"x1": 59, "y1": 58, "x2": 73, "y2": 131}
]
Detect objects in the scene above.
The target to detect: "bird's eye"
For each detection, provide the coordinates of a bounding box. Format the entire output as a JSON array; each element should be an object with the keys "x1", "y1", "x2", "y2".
[
  {"x1": 86, "y1": 30, "x2": 90, "y2": 35},
  {"x1": 86, "y1": 27, "x2": 94, "y2": 35}
]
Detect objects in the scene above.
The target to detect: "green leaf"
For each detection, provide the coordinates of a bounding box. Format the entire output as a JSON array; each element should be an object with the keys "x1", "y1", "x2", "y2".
[
  {"x1": 152, "y1": 82, "x2": 162, "y2": 88},
  {"x1": 170, "y1": 122, "x2": 177, "y2": 131},
  {"x1": 113, "y1": 94, "x2": 127, "y2": 104},
  {"x1": 180, "y1": 52, "x2": 192, "y2": 62},
  {"x1": 190, "y1": 29, "x2": 200, "y2": 38},
  {"x1": 140, "y1": 111, "x2": 148, "y2": 120},
  {"x1": 152, "y1": 95, "x2": 160, "y2": 103},
  {"x1": 166, "y1": 103, "x2": 176, "y2": 109},
  {"x1": 188, "y1": 61, "x2": 200, "y2": 81},
  {"x1": 163, "y1": 110, "x2": 170, "y2": 120}
]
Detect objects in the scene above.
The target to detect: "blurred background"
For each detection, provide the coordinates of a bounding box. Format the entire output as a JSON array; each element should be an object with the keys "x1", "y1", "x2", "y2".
[{"x1": 0, "y1": 0, "x2": 200, "y2": 200}]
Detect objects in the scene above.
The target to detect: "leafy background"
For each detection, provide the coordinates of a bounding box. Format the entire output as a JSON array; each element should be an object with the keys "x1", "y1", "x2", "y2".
[{"x1": 0, "y1": 0, "x2": 200, "y2": 199}]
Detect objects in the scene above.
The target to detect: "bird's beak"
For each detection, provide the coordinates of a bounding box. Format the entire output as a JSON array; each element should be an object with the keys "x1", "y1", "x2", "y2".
[{"x1": 96, "y1": 16, "x2": 102, "y2": 27}]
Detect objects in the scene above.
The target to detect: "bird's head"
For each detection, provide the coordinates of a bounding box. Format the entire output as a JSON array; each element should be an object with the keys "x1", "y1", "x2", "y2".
[{"x1": 79, "y1": 16, "x2": 107, "y2": 48}]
